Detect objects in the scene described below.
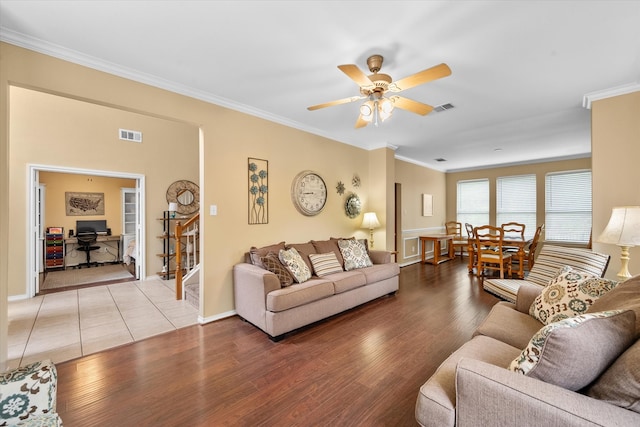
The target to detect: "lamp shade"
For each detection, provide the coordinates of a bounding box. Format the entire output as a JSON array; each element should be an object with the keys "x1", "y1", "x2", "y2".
[
  {"x1": 168, "y1": 202, "x2": 178, "y2": 212},
  {"x1": 597, "y1": 206, "x2": 640, "y2": 246},
  {"x1": 361, "y1": 212, "x2": 381, "y2": 229}
]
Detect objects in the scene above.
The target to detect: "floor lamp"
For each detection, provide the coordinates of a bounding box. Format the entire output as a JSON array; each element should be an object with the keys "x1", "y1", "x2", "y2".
[
  {"x1": 361, "y1": 212, "x2": 381, "y2": 249},
  {"x1": 597, "y1": 206, "x2": 640, "y2": 281}
]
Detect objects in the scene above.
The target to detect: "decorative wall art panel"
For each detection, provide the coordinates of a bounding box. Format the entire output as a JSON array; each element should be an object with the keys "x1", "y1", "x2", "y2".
[{"x1": 248, "y1": 158, "x2": 268, "y2": 224}]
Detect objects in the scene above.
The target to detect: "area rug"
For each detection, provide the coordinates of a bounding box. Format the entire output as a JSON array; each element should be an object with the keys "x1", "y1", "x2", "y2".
[{"x1": 41, "y1": 264, "x2": 135, "y2": 291}]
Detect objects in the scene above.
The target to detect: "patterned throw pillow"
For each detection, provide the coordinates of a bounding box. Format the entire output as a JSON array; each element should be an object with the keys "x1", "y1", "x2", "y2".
[
  {"x1": 529, "y1": 266, "x2": 618, "y2": 325},
  {"x1": 509, "y1": 310, "x2": 636, "y2": 391},
  {"x1": 309, "y1": 252, "x2": 343, "y2": 277},
  {"x1": 338, "y1": 239, "x2": 372, "y2": 271},
  {"x1": 278, "y1": 247, "x2": 311, "y2": 283},
  {"x1": 261, "y1": 252, "x2": 294, "y2": 287}
]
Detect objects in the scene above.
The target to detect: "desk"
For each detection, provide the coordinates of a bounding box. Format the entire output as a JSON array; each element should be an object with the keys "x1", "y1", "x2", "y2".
[
  {"x1": 468, "y1": 235, "x2": 530, "y2": 278},
  {"x1": 65, "y1": 235, "x2": 121, "y2": 268},
  {"x1": 420, "y1": 234, "x2": 456, "y2": 265}
]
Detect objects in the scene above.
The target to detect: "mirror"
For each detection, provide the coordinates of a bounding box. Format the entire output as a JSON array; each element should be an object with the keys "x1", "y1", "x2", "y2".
[{"x1": 177, "y1": 189, "x2": 194, "y2": 206}]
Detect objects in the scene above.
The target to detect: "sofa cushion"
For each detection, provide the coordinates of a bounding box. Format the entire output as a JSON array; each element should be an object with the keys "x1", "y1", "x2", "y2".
[
  {"x1": 323, "y1": 270, "x2": 367, "y2": 293},
  {"x1": 338, "y1": 239, "x2": 372, "y2": 271},
  {"x1": 529, "y1": 266, "x2": 618, "y2": 325},
  {"x1": 358, "y1": 263, "x2": 400, "y2": 284},
  {"x1": 278, "y1": 247, "x2": 311, "y2": 283},
  {"x1": 261, "y1": 252, "x2": 293, "y2": 287},
  {"x1": 309, "y1": 252, "x2": 343, "y2": 277},
  {"x1": 312, "y1": 239, "x2": 344, "y2": 267},
  {"x1": 285, "y1": 242, "x2": 316, "y2": 273},
  {"x1": 266, "y1": 279, "x2": 334, "y2": 312},
  {"x1": 415, "y1": 335, "x2": 521, "y2": 427},
  {"x1": 587, "y1": 273, "x2": 640, "y2": 336},
  {"x1": 473, "y1": 301, "x2": 544, "y2": 350},
  {"x1": 585, "y1": 338, "x2": 640, "y2": 413},
  {"x1": 249, "y1": 241, "x2": 286, "y2": 268},
  {"x1": 509, "y1": 310, "x2": 636, "y2": 391}
]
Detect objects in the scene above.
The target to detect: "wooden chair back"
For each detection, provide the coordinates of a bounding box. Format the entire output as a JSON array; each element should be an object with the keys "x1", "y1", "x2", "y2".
[
  {"x1": 501, "y1": 222, "x2": 525, "y2": 239},
  {"x1": 474, "y1": 225, "x2": 512, "y2": 279}
]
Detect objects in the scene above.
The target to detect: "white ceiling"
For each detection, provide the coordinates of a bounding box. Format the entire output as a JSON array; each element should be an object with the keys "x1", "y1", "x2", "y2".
[{"x1": 1, "y1": 1, "x2": 639, "y2": 172}]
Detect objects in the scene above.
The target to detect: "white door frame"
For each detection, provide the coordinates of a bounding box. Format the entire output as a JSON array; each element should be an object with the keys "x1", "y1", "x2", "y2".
[{"x1": 28, "y1": 164, "x2": 146, "y2": 298}]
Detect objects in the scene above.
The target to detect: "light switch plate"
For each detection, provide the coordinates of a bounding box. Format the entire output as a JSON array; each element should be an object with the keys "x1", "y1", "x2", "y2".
[{"x1": 210, "y1": 205, "x2": 217, "y2": 216}]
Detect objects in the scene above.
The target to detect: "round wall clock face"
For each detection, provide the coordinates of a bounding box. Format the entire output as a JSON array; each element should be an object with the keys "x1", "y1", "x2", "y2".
[
  {"x1": 345, "y1": 193, "x2": 361, "y2": 218},
  {"x1": 291, "y1": 170, "x2": 327, "y2": 216},
  {"x1": 166, "y1": 180, "x2": 200, "y2": 215}
]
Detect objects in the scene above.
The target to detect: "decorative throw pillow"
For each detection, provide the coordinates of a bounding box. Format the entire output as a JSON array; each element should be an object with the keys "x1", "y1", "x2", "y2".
[
  {"x1": 338, "y1": 238, "x2": 372, "y2": 271},
  {"x1": 508, "y1": 310, "x2": 636, "y2": 391},
  {"x1": 278, "y1": 247, "x2": 311, "y2": 283},
  {"x1": 309, "y1": 252, "x2": 343, "y2": 277},
  {"x1": 249, "y1": 241, "x2": 286, "y2": 268},
  {"x1": 261, "y1": 252, "x2": 294, "y2": 287},
  {"x1": 529, "y1": 266, "x2": 618, "y2": 325},
  {"x1": 585, "y1": 339, "x2": 640, "y2": 413}
]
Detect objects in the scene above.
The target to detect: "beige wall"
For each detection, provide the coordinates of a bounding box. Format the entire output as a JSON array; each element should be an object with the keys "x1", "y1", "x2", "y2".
[
  {"x1": 394, "y1": 159, "x2": 447, "y2": 264},
  {"x1": 592, "y1": 91, "x2": 640, "y2": 280},
  {"x1": 40, "y1": 172, "x2": 136, "y2": 236},
  {"x1": 445, "y1": 158, "x2": 592, "y2": 238}
]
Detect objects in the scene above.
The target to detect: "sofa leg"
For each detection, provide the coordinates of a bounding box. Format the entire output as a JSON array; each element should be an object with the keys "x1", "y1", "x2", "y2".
[
  {"x1": 269, "y1": 333, "x2": 285, "y2": 342},
  {"x1": 387, "y1": 291, "x2": 397, "y2": 296}
]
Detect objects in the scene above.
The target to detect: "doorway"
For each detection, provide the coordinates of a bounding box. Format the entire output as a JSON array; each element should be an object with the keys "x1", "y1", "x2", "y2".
[{"x1": 28, "y1": 165, "x2": 145, "y2": 297}]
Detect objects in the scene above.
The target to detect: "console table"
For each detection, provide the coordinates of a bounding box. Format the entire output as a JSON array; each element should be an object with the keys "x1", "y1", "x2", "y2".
[{"x1": 420, "y1": 234, "x2": 456, "y2": 265}]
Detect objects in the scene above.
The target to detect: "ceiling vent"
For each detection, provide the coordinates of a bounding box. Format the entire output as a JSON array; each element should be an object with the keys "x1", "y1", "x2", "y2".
[
  {"x1": 435, "y1": 158, "x2": 447, "y2": 162},
  {"x1": 119, "y1": 128, "x2": 142, "y2": 143},
  {"x1": 433, "y1": 103, "x2": 454, "y2": 113}
]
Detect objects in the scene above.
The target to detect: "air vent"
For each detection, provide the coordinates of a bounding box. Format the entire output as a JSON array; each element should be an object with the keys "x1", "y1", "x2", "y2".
[
  {"x1": 435, "y1": 158, "x2": 447, "y2": 162},
  {"x1": 433, "y1": 103, "x2": 454, "y2": 113},
  {"x1": 119, "y1": 128, "x2": 142, "y2": 143}
]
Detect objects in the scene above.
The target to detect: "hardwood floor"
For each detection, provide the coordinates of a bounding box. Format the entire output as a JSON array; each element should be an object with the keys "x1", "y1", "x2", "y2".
[{"x1": 55, "y1": 258, "x2": 500, "y2": 426}]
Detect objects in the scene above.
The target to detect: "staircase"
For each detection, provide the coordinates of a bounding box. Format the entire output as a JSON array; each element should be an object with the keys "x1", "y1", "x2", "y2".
[{"x1": 174, "y1": 214, "x2": 199, "y2": 307}]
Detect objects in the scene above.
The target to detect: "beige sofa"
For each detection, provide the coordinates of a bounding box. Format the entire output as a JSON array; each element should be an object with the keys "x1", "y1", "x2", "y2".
[
  {"x1": 416, "y1": 272, "x2": 640, "y2": 426},
  {"x1": 233, "y1": 238, "x2": 399, "y2": 341}
]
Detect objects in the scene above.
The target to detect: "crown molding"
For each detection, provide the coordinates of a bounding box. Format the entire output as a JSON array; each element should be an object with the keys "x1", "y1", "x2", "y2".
[{"x1": 583, "y1": 82, "x2": 640, "y2": 109}]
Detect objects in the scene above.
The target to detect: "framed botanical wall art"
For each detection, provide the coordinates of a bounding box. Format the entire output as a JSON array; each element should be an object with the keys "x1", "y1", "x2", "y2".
[
  {"x1": 65, "y1": 192, "x2": 105, "y2": 216},
  {"x1": 248, "y1": 158, "x2": 268, "y2": 224}
]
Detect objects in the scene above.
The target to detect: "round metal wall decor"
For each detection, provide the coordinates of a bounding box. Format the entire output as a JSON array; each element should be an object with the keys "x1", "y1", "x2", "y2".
[
  {"x1": 344, "y1": 193, "x2": 361, "y2": 218},
  {"x1": 166, "y1": 180, "x2": 200, "y2": 215}
]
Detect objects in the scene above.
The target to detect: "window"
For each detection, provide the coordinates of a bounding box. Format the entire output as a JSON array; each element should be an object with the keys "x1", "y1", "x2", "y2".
[
  {"x1": 545, "y1": 170, "x2": 592, "y2": 243},
  {"x1": 457, "y1": 179, "x2": 489, "y2": 227},
  {"x1": 496, "y1": 174, "x2": 536, "y2": 239}
]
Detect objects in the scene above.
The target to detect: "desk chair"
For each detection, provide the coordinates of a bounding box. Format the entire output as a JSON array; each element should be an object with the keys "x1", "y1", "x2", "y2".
[{"x1": 77, "y1": 229, "x2": 100, "y2": 268}]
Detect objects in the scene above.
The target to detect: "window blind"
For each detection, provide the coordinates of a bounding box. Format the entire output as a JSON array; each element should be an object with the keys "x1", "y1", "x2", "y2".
[
  {"x1": 496, "y1": 174, "x2": 537, "y2": 239},
  {"x1": 545, "y1": 170, "x2": 592, "y2": 243},
  {"x1": 457, "y1": 179, "x2": 489, "y2": 228}
]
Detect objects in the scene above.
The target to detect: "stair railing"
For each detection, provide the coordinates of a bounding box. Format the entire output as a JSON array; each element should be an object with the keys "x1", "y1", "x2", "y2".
[{"x1": 175, "y1": 213, "x2": 199, "y2": 300}]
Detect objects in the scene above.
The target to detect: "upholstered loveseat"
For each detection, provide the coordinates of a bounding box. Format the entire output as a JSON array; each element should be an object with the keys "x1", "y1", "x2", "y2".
[
  {"x1": 233, "y1": 238, "x2": 399, "y2": 341},
  {"x1": 416, "y1": 260, "x2": 640, "y2": 426},
  {"x1": 0, "y1": 359, "x2": 62, "y2": 426}
]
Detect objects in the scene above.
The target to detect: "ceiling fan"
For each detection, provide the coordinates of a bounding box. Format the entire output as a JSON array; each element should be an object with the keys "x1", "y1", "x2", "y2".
[{"x1": 307, "y1": 54, "x2": 451, "y2": 128}]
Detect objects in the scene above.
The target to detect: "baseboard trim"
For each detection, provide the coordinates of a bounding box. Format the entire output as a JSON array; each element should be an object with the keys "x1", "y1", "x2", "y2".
[{"x1": 199, "y1": 309, "x2": 236, "y2": 325}]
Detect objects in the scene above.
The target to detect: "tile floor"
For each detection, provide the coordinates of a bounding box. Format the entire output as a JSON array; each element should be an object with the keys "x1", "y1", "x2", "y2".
[{"x1": 7, "y1": 277, "x2": 199, "y2": 370}]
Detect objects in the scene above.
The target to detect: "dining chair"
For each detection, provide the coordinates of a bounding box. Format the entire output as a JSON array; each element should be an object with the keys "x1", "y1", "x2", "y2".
[
  {"x1": 445, "y1": 221, "x2": 467, "y2": 259},
  {"x1": 501, "y1": 222, "x2": 526, "y2": 252},
  {"x1": 474, "y1": 225, "x2": 513, "y2": 280},
  {"x1": 465, "y1": 223, "x2": 477, "y2": 272},
  {"x1": 524, "y1": 223, "x2": 544, "y2": 270}
]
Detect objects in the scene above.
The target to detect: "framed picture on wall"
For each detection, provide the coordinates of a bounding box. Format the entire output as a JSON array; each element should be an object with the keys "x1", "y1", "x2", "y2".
[
  {"x1": 65, "y1": 192, "x2": 105, "y2": 216},
  {"x1": 423, "y1": 194, "x2": 433, "y2": 217}
]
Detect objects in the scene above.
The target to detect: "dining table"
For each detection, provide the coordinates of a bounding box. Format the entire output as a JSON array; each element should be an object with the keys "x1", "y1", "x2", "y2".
[
  {"x1": 467, "y1": 234, "x2": 531, "y2": 279},
  {"x1": 419, "y1": 234, "x2": 457, "y2": 265}
]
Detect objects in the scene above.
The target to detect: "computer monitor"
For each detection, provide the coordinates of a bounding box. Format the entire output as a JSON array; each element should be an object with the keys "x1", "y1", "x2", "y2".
[{"x1": 76, "y1": 220, "x2": 108, "y2": 235}]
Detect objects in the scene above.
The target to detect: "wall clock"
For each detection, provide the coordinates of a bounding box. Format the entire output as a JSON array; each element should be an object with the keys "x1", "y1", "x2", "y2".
[
  {"x1": 291, "y1": 170, "x2": 327, "y2": 216},
  {"x1": 166, "y1": 180, "x2": 200, "y2": 215},
  {"x1": 345, "y1": 193, "x2": 361, "y2": 218}
]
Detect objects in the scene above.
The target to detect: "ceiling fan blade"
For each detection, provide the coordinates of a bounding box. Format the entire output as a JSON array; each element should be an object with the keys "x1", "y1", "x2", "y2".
[
  {"x1": 388, "y1": 63, "x2": 452, "y2": 92},
  {"x1": 355, "y1": 114, "x2": 368, "y2": 128},
  {"x1": 390, "y1": 96, "x2": 434, "y2": 116},
  {"x1": 338, "y1": 64, "x2": 375, "y2": 91},
  {"x1": 307, "y1": 96, "x2": 363, "y2": 111}
]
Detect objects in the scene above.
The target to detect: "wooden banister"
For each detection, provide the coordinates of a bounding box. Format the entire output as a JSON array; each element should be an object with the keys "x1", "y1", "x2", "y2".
[{"x1": 175, "y1": 213, "x2": 199, "y2": 300}]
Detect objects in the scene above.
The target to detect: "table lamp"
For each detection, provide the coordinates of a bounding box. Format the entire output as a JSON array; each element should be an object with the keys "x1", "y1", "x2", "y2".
[
  {"x1": 361, "y1": 212, "x2": 381, "y2": 249},
  {"x1": 168, "y1": 202, "x2": 178, "y2": 218},
  {"x1": 597, "y1": 206, "x2": 640, "y2": 281}
]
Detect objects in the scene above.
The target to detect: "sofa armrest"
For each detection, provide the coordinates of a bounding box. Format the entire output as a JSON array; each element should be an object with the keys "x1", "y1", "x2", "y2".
[
  {"x1": 515, "y1": 281, "x2": 544, "y2": 313},
  {"x1": 233, "y1": 263, "x2": 281, "y2": 330},
  {"x1": 455, "y1": 358, "x2": 640, "y2": 427},
  {"x1": 369, "y1": 250, "x2": 391, "y2": 264}
]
